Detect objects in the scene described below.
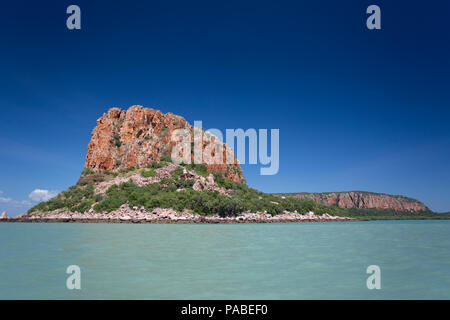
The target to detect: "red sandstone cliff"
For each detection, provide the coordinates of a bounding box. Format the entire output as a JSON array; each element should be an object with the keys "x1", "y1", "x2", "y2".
[
  {"x1": 286, "y1": 191, "x2": 428, "y2": 212},
  {"x1": 84, "y1": 105, "x2": 245, "y2": 183}
]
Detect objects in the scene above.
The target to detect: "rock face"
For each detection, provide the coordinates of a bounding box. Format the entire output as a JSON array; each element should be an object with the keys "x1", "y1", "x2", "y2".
[
  {"x1": 84, "y1": 105, "x2": 245, "y2": 183},
  {"x1": 286, "y1": 192, "x2": 428, "y2": 212},
  {"x1": 0, "y1": 212, "x2": 8, "y2": 219}
]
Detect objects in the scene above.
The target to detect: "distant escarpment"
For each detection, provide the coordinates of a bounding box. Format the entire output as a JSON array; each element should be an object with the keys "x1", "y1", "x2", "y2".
[
  {"x1": 85, "y1": 105, "x2": 245, "y2": 183},
  {"x1": 276, "y1": 191, "x2": 429, "y2": 212}
]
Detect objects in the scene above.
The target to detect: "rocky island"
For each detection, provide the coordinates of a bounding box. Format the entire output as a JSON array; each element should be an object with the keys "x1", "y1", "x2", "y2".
[{"x1": 1, "y1": 105, "x2": 442, "y2": 223}]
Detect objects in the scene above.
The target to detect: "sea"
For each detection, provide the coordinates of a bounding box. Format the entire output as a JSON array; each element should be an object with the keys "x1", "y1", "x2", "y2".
[{"x1": 0, "y1": 220, "x2": 449, "y2": 299}]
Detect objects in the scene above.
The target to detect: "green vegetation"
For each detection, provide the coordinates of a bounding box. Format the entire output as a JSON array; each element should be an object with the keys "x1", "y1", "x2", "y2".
[
  {"x1": 160, "y1": 155, "x2": 172, "y2": 163},
  {"x1": 28, "y1": 182, "x2": 97, "y2": 214},
  {"x1": 28, "y1": 161, "x2": 450, "y2": 220},
  {"x1": 81, "y1": 168, "x2": 95, "y2": 176},
  {"x1": 92, "y1": 181, "x2": 243, "y2": 216},
  {"x1": 87, "y1": 169, "x2": 342, "y2": 216},
  {"x1": 113, "y1": 135, "x2": 122, "y2": 148},
  {"x1": 78, "y1": 176, "x2": 104, "y2": 185},
  {"x1": 171, "y1": 166, "x2": 184, "y2": 179},
  {"x1": 119, "y1": 166, "x2": 137, "y2": 174},
  {"x1": 146, "y1": 161, "x2": 164, "y2": 169},
  {"x1": 183, "y1": 163, "x2": 209, "y2": 177},
  {"x1": 140, "y1": 168, "x2": 157, "y2": 178},
  {"x1": 212, "y1": 171, "x2": 235, "y2": 189},
  {"x1": 28, "y1": 164, "x2": 339, "y2": 217}
]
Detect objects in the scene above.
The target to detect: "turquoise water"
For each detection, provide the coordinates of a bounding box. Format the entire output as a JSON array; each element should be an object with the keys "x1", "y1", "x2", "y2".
[{"x1": 0, "y1": 220, "x2": 449, "y2": 299}]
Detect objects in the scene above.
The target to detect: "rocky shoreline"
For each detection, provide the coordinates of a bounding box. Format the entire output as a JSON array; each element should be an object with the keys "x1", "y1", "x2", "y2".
[{"x1": 0, "y1": 206, "x2": 355, "y2": 224}]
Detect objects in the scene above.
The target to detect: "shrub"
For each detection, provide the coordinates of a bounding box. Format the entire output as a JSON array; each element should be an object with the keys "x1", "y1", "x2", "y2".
[
  {"x1": 185, "y1": 163, "x2": 209, "y2": 177},
  {"x1": 114, "y1": 135, "x2": 122, "y2": 147},
  {"x1": 160, "y1": 155, "x2": 172, "y2": 163},
  {"x1": 216, "y1": 197, "x2": 243, "y2": 217},
  {"x1": 29, "y1": 165, "x2": 357, "y2": 218},
  {"x1": 146, "y1": 161, "x2": 164, "y2": 169},
  {"x1": 212, "y1": 171, "x2": 235, "y2": 189},
  {"x1": 78, "y1": 179, "x2": 89, "y2": 186},
  {"x1": 160, "y1": 178, "x2": 175, "y2": 185},
  {"x1": 27, "y1": 182, "x2": 96, "y2": 214},
  {"x1": 175, "y1": 176, "x2": 194, "y2": 189},
  {"x1": 81, "y1": 168, "x2": 94, "y2": 176},
  {"x1": 94, "y1": 197, "x2": 125, "y2": 213},
  {"x1": 119, "y1": 166, "x2": 136, "y2": 174},
  {"x1": 94, "y1": 193, "x2": 104, "y2": 202},
  {"x1": 165, "y1": 183, "x2": 177, "y2": 192},
  {"x1": 102, "y1": 170, "x2": 118, "y2": 177},
  {"x1": 141, "y1": 169, "x2": 157, "y2": 178},
  {"x1": 72, "y1": 200, "x2": 93, "y2": 213},
  {"x1": 172, "y1": 167, "x2": 184, "y2": 179}
]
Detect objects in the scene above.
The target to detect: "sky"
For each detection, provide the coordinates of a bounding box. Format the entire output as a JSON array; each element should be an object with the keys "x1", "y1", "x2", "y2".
[{"x1": 0, "y1": 0, "x2": 449, "y2": 216}]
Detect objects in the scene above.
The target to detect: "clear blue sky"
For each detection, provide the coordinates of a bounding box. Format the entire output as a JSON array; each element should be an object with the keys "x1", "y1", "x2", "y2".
[{"x1": 1, "y1": 0, "x2": 449, "y2": 216}]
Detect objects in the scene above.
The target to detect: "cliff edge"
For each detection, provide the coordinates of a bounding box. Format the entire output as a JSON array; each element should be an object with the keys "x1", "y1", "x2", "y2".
[
  {"x1": 85, "y1": 105, "x2": 245, "y2": 183},
  {"x1": 276, "y1": 191, "x2": 429, "y2": 212}
]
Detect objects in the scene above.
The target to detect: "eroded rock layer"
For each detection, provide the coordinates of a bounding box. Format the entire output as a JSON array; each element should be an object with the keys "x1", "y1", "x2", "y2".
[
  {"x1": 84, "y1": 105, "x2": 245, "y2": 183},
  {"x1": 287, "y1": 191, "x2": 428, "y2": 212}
]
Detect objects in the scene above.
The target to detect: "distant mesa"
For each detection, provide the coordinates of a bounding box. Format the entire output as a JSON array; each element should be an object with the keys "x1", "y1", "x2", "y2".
[{"x1": 276, "y1": 191, "x2": 428, "y2": 212}]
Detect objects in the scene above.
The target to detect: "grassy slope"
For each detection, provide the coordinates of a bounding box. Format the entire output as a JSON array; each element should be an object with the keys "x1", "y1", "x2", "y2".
[
  {"x1": 28, "y1": 162, "x2": 449, "y2": 220},
  {"x1": 28, "y1": 162, "x2": 345, "y2": 217}
]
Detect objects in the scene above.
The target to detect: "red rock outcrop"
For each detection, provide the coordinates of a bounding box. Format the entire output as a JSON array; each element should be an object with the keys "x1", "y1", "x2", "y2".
[
  {"x1": 288, "y1": 191, "x2": 428, "y2": 212},
  {"x1": 84, "y1": 105, "x2": 245, "y2": 183}
]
